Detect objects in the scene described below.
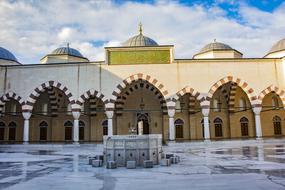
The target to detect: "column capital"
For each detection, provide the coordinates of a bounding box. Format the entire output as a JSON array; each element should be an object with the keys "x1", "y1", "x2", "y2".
[
  {"x1": 106, "y1": 110, "x2": 114, "y2": 119},
  {"x1": 166, "y1": 100, "x2": 176, "y2": 108},
  {"x1": 167, "y1": 109, "x2": 175, "y2": 118},
  {"x1": 201, "y1": 106, "x2": 210, "y2": 117},
  {"x1": 72, "y1": 111, "x2": 81, "y2": 120},
  {"x1": 253, "y1": 105, "x2": 262, "y2": 115},
  {"x1": 22, "y1": 112, "x2": 31, "y2": 120},
  {"x1": 105, "y1": 102, "x2": 115, "y2": 109}
]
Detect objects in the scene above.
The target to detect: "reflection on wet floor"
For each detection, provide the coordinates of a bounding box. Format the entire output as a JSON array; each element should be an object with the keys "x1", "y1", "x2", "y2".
[{"x1": 0, "y1": 139, "x2": 284, "y2": 190}]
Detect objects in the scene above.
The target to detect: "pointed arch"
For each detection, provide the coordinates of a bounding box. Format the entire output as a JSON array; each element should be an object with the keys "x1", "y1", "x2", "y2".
[
  {"x1": 171, "y1": 86, "x2": 203, "y2": 113},
  {"x1": 258, "y1": 85, "x2": 285, "y2": 107},
  {"x1": 77, "y1": 89, "x2": 108, "y2": 107},
  {"x1": 206, "y1": 76, "x2": 258, "y2": 107},
  {"x1": 24, "y1": 81, "x2": 76, "y2": 112},
  {"x1": 173, "y1": 86, "x2": 203, "y2": 102},
  {"x1": 110, "y1": 73, "x2": 169, "y2": 115},
  {"x1": 0, "y1": 91, "x2": 24, "y2": 114},
  {"x1": 39, "y1": 121, "x2": 48, "y2": 127},
  {"x1": 110, "y1": 73, "x2": 169, "y2": 103}
]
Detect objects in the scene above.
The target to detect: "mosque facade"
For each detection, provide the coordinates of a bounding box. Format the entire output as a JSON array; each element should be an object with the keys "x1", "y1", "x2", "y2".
[{"x1": 0, "y1": 25, "x2": 285, "y2": 143}]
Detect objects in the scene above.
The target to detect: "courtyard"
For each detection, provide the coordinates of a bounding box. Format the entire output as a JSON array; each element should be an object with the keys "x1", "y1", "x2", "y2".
[{"x1": 0, "y1": 139, "x2": 284, "y2": 190}]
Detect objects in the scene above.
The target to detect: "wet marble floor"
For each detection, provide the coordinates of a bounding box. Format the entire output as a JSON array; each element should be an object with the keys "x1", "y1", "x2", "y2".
[{"x1": 0, "y1": 139, "x2": 285, "y2": 190}]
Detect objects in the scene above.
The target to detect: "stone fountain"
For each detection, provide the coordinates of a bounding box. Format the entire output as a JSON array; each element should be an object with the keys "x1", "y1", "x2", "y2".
[{"x1": 103, "y1": 124, "x2": 162, "y2": 167}]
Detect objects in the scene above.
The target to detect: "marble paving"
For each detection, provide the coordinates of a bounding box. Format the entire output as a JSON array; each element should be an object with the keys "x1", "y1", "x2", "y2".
[{"x1": 0, "y1": 138, "x2": 284, "y2": 190}]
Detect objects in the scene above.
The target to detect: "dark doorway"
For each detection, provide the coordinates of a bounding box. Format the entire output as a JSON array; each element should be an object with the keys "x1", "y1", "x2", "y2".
[
  {"x1": 175, "y1": 119, "x2": 184, "y2": 138},
  {"x1": 39, "y1": 121, "x2": 48, "y2": 141},
  {"x1": 65, "y1": 127, "x2": 72, "y2": 141},
  {"x1": 240, "y1": 117, "x2": 249, "y2": 136},
  {"x1": 137, "y1": 113, "x2": 149, "y2": 134},
  {"x1": 64, "y1": 121, "x2": 73, "y2": 141},
  {"x1": 9, "y1": 128, "x2": 16, "y2": 141},
  {"x1": 79, "y1": 120, "x2": 85, "y2": 141},
  {"x1": 0, "y1": 128, "x2": 4, "y2": 140},
  {"x1": 273, "y1": 116, "x2": 282, "y2": 135},
  {"x1": 40, "y1": 127, "x2": 47, "y2": 141},
  {"x1": 8, "y1": 122, "x2": 16, "y2": 141}
]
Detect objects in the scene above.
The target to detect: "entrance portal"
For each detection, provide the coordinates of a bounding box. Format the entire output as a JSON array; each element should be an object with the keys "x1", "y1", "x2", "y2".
[{"x1": 137, "y1": 113, "x2": 149, "y2": 135}]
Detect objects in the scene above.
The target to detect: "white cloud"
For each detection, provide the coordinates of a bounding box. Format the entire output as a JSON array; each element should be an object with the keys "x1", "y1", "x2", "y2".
[{"x1": 0, "y1": 0, "x2": 284, "y2": 64}]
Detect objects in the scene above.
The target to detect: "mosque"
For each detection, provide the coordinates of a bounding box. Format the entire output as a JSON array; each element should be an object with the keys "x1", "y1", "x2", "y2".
[{"x1": 0, "y1": 24, "x2": 285, "y2": 143}]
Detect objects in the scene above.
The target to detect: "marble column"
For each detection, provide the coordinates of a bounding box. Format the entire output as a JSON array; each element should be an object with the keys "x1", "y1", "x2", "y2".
[
  {"x1": 253, "y1": 106, "x2": 263, "y2": 139},
  {"x1": 22, "y1": 112, "x2": 31, "y2": 144},
  {"x1": 202, "y1": 107, "x2": 210, "y2": 141},
  {"x1": 167, "y1": 101, "x2": 176, "y2": 141},
  {"x1": 72, "y1": 111, "x2": 80, "y2": 144},
  {"x1": 106, "y1": 110, "x2": 114, "y2": 136}
]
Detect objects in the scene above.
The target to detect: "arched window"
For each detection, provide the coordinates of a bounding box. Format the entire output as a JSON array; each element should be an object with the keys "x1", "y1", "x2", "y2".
[
  {"x1": 8, "y1": 122, "x2": 16, "y2": 141},
  {"x1": 214, "y1": 118, "x2": 223, "y2": 137},
  {"x1": 8, "y1": 122, "x2": 16, "y2": 127},
  {"x1": 213, "y1": 98, "x2": 221, "y2": 112},
  {"x1": 175, "y1": 119, "x2": 184, "y2": 138},
  {"x1": 0, "y1": 122, "x2": 5, "y2": 141},
  {"x1": 102, "y1": 120, "x2": 108, "y2": 136},
  {"x1": 240, "y1": 117, "x2": 249, "y2": 136},
  {"x1": 64, "y1": 121, "x2": 73, "y2": 141},
  {"x1": 201, "y1": 119, "x2": 210, "y2": 138},
  {"x1": 64, "y1": 121, "x2": 73, "y2": 127},
  {"x1": 39, "y1": 121, "x2": 48, "y2": 141},
  {"x1": 239, "y1": 98, "x2": 246, "y2": 111},
  {"x1": 79, "y1": 120, "x2": 85, "y2": 141},
  {"x1": 272, "y1": 96, "x2": 279, "y2": 109},
  {"x1": 273, "y1": 116, "x2": 282, "y2": 135},
  {"x1": 39, "y1": 121, "x2": 48, "y2": 127}
]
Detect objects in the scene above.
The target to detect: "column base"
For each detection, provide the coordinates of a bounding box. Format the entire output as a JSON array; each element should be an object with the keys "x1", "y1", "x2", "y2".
[
  {"x1": 166, "y1": 140, "x2": 176, "y2": 146},
  {"x1": 22, "y1": 142, "x2": 29, "y2": 145},
  {"x1": 204, "y1": 139, "x2": 211, "y2": 143},
  {"x1": 256, "y1": 137, "x2": 263, "y2": 141},
  {"x1": 73, "y1": 142, "x2": 79, "y2": 145}
]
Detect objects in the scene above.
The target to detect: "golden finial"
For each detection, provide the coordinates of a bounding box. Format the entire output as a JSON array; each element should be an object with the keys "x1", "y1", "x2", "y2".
[{"x1": 139, "y1": 22, "x2": 143, "y2": 34}]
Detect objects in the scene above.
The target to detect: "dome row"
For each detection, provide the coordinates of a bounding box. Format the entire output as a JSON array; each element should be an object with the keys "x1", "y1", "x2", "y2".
[{"x1": 1, "y1": 27, "x2": 285, "y2": 64}]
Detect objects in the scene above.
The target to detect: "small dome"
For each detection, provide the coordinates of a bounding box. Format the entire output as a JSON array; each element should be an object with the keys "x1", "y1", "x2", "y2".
[
  {"x1": 268, "y1": 38, "x2": 285, "y2": 54},
  {"x1": 199, "y1": 41, "x2": 233, "y2": 54},
  {"x1": 0, "y1": 47, "x2": 18, "y2": 62},
  {"x1": 122, "y1": 23, "x2": 158, "y2": 47},
  {"x1": 51, "y1": 46, "x2": 84, "y2": 58}
]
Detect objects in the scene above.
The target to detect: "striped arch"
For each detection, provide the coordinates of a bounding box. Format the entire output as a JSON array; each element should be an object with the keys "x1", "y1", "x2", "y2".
[
  {"x1": 111, "y1": 73, "x2": 169, "y2": 115},
  {"x1": 172, "y1": 86, "x2": 203, "y2": 113},
  {"x1": 77, "y1": 89, "x2": 108, "y2": 114},
  {"x1": 0, "y1": 91, "x2": 24, "y2": 114},
  {"x1": 24, "y1": 81, "x2": 75, "y2": 112},
  {"x1": 115, "y1": 82, "x2": 168, "y2": 115},
  {"x1": 110, "y1": 73, "x2": 169, "y2": 103},
  {"x1": 206, "y1": 76, "x2": 258, "y2": 107},
  {"x1": 258, "y1": 85, "x2": 285, "y2": 107},
  {"x1": 228, "y1": 83, "x2": 238, "y2": 112},
  {"x1": 47, "y1": 87, "x2": 58, "y2": 116}
]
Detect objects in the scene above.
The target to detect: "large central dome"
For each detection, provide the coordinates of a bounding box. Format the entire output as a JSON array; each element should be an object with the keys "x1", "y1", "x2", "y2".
[{"x1": 122, "y1": 23, "x2": 158, "y2": 47}]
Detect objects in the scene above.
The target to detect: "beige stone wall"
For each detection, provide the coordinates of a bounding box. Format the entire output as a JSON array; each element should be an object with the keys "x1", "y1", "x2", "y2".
[{"x1": 1, "y1": 55, "x2": 285, "y2": 142}]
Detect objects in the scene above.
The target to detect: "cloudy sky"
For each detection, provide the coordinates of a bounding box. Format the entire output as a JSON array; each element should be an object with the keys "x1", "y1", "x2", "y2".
[{"x1": 0, "y1": 0, "x2": 285, "y2": 64}]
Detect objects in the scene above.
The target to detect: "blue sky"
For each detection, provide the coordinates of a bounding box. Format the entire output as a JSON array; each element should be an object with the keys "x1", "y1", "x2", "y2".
[{"x1": 0, "y1": 0, "x2": 285, "y2": 64}]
